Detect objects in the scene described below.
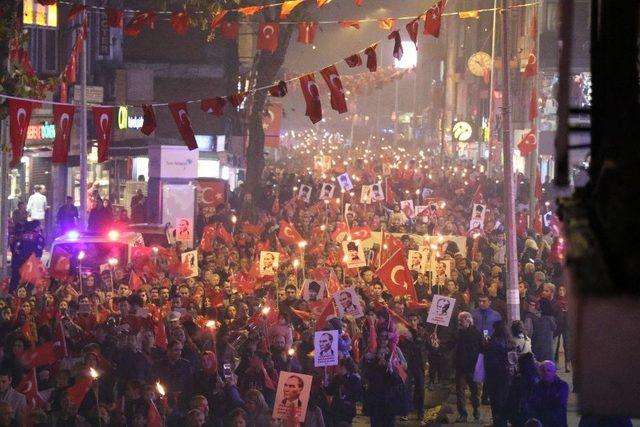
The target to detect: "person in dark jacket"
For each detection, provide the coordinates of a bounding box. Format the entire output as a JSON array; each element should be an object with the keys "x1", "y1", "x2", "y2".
[
  {"x1": 56, "y1": 196, "x2": 79, "y2": 235},
  {"x1": 327, "y1": 358, "x2": 363, "y2": 426},
  {"x1": 9, "y1": 220, "x2": 45, "y2": 293},
  {"x1": 505, "y1": 352, "x2": 540, "y2": 427},
  {"x1": 524, "y1": 298, "x2": 556, "y2": 362},
  {"x1": 453, "y1": 311, "x2": 483, "y2": 423},
  {"x1": 484, "y1": 321, "x2": 514, "y2": 427},
  {"x1": 530, "y1": 360, "x2": 569, "y2": 427}
]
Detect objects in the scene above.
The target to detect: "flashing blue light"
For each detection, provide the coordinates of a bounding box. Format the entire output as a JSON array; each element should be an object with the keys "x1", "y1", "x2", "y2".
[{"x1": 66, "y1": 230, "x2": 80, "y2": 241}]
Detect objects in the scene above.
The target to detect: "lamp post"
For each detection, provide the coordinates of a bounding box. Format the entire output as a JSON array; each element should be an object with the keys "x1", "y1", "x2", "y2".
[{"x1": 77, "y1": 251, "x2": 86, "y2": 295}]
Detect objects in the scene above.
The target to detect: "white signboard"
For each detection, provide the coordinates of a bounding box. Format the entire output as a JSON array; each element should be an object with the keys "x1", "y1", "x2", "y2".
[
  {"x1": 333, "y1": 288, "x2": 364, "y2": 319},
  {"x1": 427, "y1": 295, "x2": 456, "y2": 326},
  {"x1": 273, "y1": 372, "x2": 313, "y2": 422},
  {"x1": 314, "y1": 330, "x2": 339, "y2": 367},
  {"x1": 180, "y1": 250, "x2": 199, "y2": 278}
]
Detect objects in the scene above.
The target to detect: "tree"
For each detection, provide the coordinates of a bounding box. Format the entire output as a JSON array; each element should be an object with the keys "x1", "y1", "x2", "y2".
[{"x1": 244, "y1": 3, "x2": 312, "y2": 209}]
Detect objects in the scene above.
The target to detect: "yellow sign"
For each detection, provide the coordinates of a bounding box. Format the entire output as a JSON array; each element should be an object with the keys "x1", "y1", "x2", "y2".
[
  {"x1": 23, "y1": 0, "x2": 58, "y2": 27},
  {"x1": 452, "y1": 121, "x2": 473, "y2": 142}
]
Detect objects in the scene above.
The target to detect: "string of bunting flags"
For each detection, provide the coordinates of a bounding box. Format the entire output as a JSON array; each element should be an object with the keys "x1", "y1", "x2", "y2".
[
  {"x1": 47, "y1": 0, "x2": 538, "y2": 39},
  {"x1": 3, "y1": 0, "x2": 538, "y2": 168}
]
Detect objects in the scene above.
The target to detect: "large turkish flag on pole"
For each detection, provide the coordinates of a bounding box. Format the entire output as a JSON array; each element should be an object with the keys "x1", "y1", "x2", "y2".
[{"x1": 376, "y1": 248, "x2": 417, "y2": 300}]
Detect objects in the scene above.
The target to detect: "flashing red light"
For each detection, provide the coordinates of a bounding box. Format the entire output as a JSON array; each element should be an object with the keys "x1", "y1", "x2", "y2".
[
  {"x1": 108, "y1": 230, "x2": 120, "y2": 241},
  {"x1": 66, "y1": 230, "x2": 80, "y2": 241}
]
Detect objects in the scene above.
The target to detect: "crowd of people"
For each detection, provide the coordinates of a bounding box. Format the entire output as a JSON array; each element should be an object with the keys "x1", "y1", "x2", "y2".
[{"x1": 1, "y1": 140, "x2": 580, "y2": 427}]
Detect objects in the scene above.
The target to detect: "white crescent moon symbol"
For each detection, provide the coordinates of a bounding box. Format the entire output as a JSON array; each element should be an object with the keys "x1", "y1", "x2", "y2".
[
  {"x1": 100, "y1": 113, "x2": 109, "y2": 138},
  {"x1": 178, "y1": 109, "x2": 189, "y2": 126},
  {"x1": 201, "y1": 188, "x2": 216, "y2": 204},
  {"x1": 307, "y1": 81, "x2": 319, "y2": 100},
  {"x1": 60, "y1": 113, "x2": 70, "y2": 139},
  {"x1": 284, "y1": 227, "x2": 294, "y2": 238},
  {"x1": 22, "y1": 380, "x2": 33, "y2": 394},
  {"x1": 329, "y1": 74, "x2": 344, "y2": 94},
  {"x1": 263, "y1": 25, "x2": 274, "y2": 38},
  {"x1": 17, "y1": 108, "x2": 27, "y2": 136},
  {"x1": 391, "y1": 265, "x2": 405, "y2": 287}
]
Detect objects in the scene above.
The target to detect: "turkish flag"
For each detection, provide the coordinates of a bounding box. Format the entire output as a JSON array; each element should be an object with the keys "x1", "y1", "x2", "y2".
[
  {"x1": 66, "y1": 4, "x2": 86, "y2": 21},
  {"x1": 517, "y1": 129, "x2": 537, "y2": 156},
  {"x1": 215, "y1": 223, "x2": 233, "y2": 244},
  {"x1": 148, "y1": 400, "x2": 163, "y2": 427},
  {"x1": 376, "y1": 248, "x2": 417, "y2": 299},
  {"x1": 364, "y1": 45, "x2": 377, "y2": 72},
  {"x1": 257, "y1": 22, "x2": 280, "y2": 52},
  {"x1": 269, "y1": 81, "x2": 288, "y2": 97},
  {"x1": 350, "y1": 226, "x2": 372, "y2": 241},
  {"x1": 529, "y1": 88, "x2": 538, "y2": 121},
  {"x1": 201, "y1": 97, "x2": 226, "y2": 116},
  {"x1": 264, "y1": 102, "x2": 283, "y2": 148},
  {"x1": 331, "y1": 222, "x2": 349, "y2": 241},
  {"x1": 344, "y1": 54, "x2": 362, "y2": 68},
  {"x1": 168, "y1": 102, "x2": 198, "y2": 150},
  {"x1": 140, "y1": 104, "x2": 156, "y2": 135},
  {"x1": 221, "y1": 21, "x2": 239, "y2": 40},
  {"x1": 227, "y1": 93, "x2": 245, "y2": 108},
  {"x1": 382, "y1": 231, "x2": 403, "y2": 258},
  {"x1": 52, "y1": 104, "x2": 75, "y2": 164},
  {"x1": 93, "y1": 106, "x2": 113, "y2": 163},
  {"x1": 298, "y1": 22, "x2": 318, "y2": 44},
  {"x1": 171, "y1": 11, "x2": 190, "y2": 35},
  {"x1": 210, "y1": 10, "x2": 228, "y2": 31},
  {"x1": 67, "y1": 376, "x2": 93, "y2": 408},
  {"x1": 300, "y1": 74, "x2": 323, "y2": 124},
  {"x1": 200, "y1": 225, "x2": 216, "y2": 252},
  {"x1": 124, "y1": 11, "x2": 157, "y2": 37},
  {"x1": 9, "y1": 99, "x2": 34, "y2": 168},
  {"x1": 107, "y1": 8, "x2": 123, "y2": 28},
  {"x1": 312, "y1": 299, "x2": 336, "y2": 330},
  {"x1": 320, "y1": 65, "x2": 347, "y2": 114},
  {"x1": 19, "y1": 254, "x2": 46, "y2": 285},
  {"x1": 278, "y1": 220, "x2": 303, "y2": 243},
  {"x1": 238, "y1": 6, "x2": 264, "y2": 16},
  {"x1": 19, "y1": 341, "x2": 58, "y2": 368},
  {"x1": 50, "y1": 248, "x2": 71, "y2": 280},
  {"x1": 129, "y1": 271, "x2": 144, "y2": 291},
  {"x1": 281, "y1": 0, "x2": 304, "y2": 18},
  {"x1": 424, "y1": 0, "x2": 446, "y2": 38},
  {"x1": 16, "y1": 368, "x2": 45, "y2": 410},
  {"x1": 523, "y1": 50, "x2": 537, "y2": 77},
  {"x1": 340, "y1": 20, "x2": 360, "y2": 30},
  {"x1": 54, "y1": 315, "x2": 68, "y2": 358},
  {"x1": 405, "y1": 19, "x2": 419, "y2": 47},
  {"x1": 379, "y1": 18, "x2": 396, "y2": 30},
  {"x1": 388, "y1": 31, "x2": 403, "y2": 61},
  {"x1": 155, "y1": 319, "x2": 168, "y2": 350}
]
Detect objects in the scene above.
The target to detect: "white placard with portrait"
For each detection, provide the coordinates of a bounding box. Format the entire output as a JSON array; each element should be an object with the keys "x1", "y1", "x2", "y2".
[
  {"x1": 272, "y1": 372, "x2": 313, "y2": 422},
  {"x1": 342, "y1": 239, "x2": 366, "y2": 269},
  {"x1": 314, "y1": 330, "x2": 339, "y2": 367},
  {"x1": 180, "y1": 250, "x2": 199, "y2": 278},
  {"x1": 259, "y1": 251, "x2": 280, "y2": 277},
  {"x1": 333, "y1": 288, "x2": 364, "y2": 319},
  {"x1": 427, "y1": 294, "x2": 456, "y2": 327}
]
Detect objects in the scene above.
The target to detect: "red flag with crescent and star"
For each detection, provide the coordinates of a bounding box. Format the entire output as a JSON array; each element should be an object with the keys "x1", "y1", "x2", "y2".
[
  {"x1": 50, "y1": 247, "x2": 71, "y2": 280},
  {"x1": 517, "y1": 129, "x2": 537, "y2": 156},
  {"x1": 19, "y1": 254, "x2": 46, "y2": 285},
  {"x1": 221, "y1": 21, "x2": 239, "y2": 40},
  {"x1": 376, "y1": 248, "x2": 417, "y2": 300},
  {"x1": 92, "y1": 106, "x2": 113, "y2": 163},
  {"x1": 201, "y1": 97, "x2": 226, "y2": 116},
  {"x1": 364, "y1": 45, "x2": 377, "y2": 72},
  {"x1": 9, "y1": 99, "x2": 34, "y2": 168},
  {"x1": 258, "y1": 22, "x2": 280, "y2": 52},
  {"x1": 52, "y1": 104, "x2": 75, "y2": 164},
  {"x1": 16, "y1": 368, "x2": 46, "y2": 410},
  {"x1": 424, "y1": 0, "x2": 446, "y2": 38},
  {"x1": 168, "y1": 102, "x2": 198, "y2": 150},
  {"x1": 278, "y1": 220, "x2": 303, "y2": 244},
  {"x1": 388, "y1": 31, "x2": 403, "y2": 61},
  {"x1": 320, "y1": 65, "x2": 348, "y2": 114},
  {"x1": 298, "y1": 22, "x2": 318, "y2": 44},
  {"x1": 141, "y1": 104, "x2": 156, "y2": 135},
  {"x1": 344, "y1": 54, "x2": 362, "y2": 68},
  {"x1": 300, "y1": 74, "x2": 323, "y2": 124}
]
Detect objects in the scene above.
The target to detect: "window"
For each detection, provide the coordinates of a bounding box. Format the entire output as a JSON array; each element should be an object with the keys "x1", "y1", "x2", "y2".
[{"x1": 27, "y1": 27, "x2": 59, "y2": 74}]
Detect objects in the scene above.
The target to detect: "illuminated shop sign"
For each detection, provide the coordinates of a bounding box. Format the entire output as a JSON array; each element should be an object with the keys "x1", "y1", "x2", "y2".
[
  {"x1": 27, "y1": 122, "x2": 56, "y2": 140},
  {"x1": 117, "y1": 106, "x2": 143, "y2": 130}
]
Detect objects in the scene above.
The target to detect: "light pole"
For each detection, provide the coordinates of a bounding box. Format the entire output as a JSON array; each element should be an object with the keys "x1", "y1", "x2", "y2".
[{"x1": 393, "y1": 41, "x2": 418, "y2": 142}]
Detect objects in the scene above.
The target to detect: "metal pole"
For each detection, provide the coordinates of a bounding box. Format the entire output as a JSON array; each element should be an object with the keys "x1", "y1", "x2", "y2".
[
  {"x1": 486, "y1": 0, "x2": 498, "y2": 179},
  {"x1": 528, "y1": 2, "x2": 541, "y2": 227},
  {"x1": 79, "y1": 0, "x2": 88, "y2": 229},
  {"x1": 0, "y1": 119, "x2": 10, "y2": 279},
  {"x1": 393, "y1": 79, "x2": 399, "y2": 141},
  {"x1": 501, "y1": 0, "x2": 520, "y2": 323}
]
